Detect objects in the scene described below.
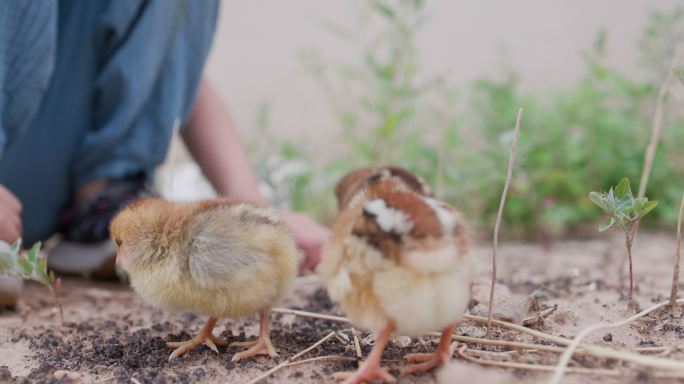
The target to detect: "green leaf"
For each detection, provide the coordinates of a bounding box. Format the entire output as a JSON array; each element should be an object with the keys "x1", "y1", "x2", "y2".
[
  {"x1": 9, "y1": 239, "x2": 21, "y2": 255},
  {"x1": 48, "y1": 270, "x2": 56, "y2": 285},
  {"x1": 638, "y1": 200, "x2": 659, "y2": 218},
  {"x1": 370, "y1": 0, "x2": 395, "y2": 20},
  {"x1": 623, "y1": 199, "x2": 640, "y2": 216},
  {"x1": 589, "y1": 192, "x2": 606, "y2": 210},
  {"x1": 614, "y1": 177, "x2": 632, "y2": 200},
  {"x1": 17, "y1": 258, "x2": 32, "y2": 277},
  {"x1": 27, "y1": 243, "x2": 40, "y2": 264},
  {"x1": 0, "y1": 253, "x2": 13, "y2": 272},
  {"x1": 37, "y1": 258, "x2": 47, "y2": 276},
  {"x1": 598, "y1": 217, "x2": 616, "y2": 232}
]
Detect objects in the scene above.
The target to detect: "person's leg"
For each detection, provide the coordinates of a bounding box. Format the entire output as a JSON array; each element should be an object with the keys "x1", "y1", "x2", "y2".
[
  {"x1": 58, "y1": 0, "x2": 219, "y2": 245},
  {"x1": 0, "y1": 1, "x2": 57, "y2": 160},
  {"x1": 0, "y1": 1, "x2": 103, "y2": 245},
  {"x1": 0, "y1": 1, "x2": 58, "y2": 307},
  {"x1": 0, "y1": 0, "x2": 219, "y2": 246},
  {"x1": 73, "y1": 0, "x2": 219, "y2": 188}
]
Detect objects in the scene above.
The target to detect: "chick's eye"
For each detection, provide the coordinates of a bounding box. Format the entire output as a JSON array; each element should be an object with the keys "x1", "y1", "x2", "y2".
[{"x1": 115, "y1": 239, "x2": 122, "y2": 247}]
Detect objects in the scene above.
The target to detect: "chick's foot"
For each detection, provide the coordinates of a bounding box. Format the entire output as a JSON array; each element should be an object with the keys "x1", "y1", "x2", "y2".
[
  {"x1": 230, "y1": 310, "x2": 278, "y2": 362},
  {"x1": 166, "y1": 317, "x2": 226, "y2": 360},
  {"x1": 230, "y1": 336, "x2": 277, "y2": 361},
  {"x1": 333, "y1": 365, "x2": 396, "y2": 384},
  {"x1": 401, "y1": 325, "x2": 455, "y2": 375},
  {"x1": 333, "y1": 322, "x2": 396, "y2": 384}
]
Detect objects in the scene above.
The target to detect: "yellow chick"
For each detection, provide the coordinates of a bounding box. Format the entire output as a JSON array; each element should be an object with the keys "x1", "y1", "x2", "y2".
[
  {"x1": 110, "y1": 197, "x2": 299, "y2": 361},
  {"x1": 318, "y1": 167, "x2": 472, "y2": 383}
]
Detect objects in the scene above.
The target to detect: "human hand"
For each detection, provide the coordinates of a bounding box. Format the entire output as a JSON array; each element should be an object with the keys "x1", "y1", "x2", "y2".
[
  {"x1": 280, "y1": 211, "x2": 330, "y2": 273},
  {"x1": 0, "y1": 185, "x2": 22, "y2": 243}
]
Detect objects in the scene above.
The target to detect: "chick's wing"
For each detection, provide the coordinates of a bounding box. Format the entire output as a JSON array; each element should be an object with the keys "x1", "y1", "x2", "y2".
[{"x1": 185, "y1": 204, "x2": 278, "y2": 289}]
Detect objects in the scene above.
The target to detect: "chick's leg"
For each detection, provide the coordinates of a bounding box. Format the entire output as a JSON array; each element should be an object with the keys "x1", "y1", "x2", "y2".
[
  {"x1": 333, "y1": 322, "x2": 396, "y2": 384},
  {"x1": 166, "y1": 317, "x2": 227, "y2": 360},
  {"x1": 230, "y1": 310, "x2": 277, "y2": 362},
  {"x1": 402, "y1": 324, "x2": 454, "y2": 375}
]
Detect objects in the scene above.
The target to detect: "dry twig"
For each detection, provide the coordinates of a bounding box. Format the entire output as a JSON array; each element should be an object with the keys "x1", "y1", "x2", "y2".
[
  {"x1": 486, "y1": 107, "x2": 524, "y2": 338},
  {"x1": 246, "y1": 331, "x2": 337, "y2": 384},
  {"x1": 272, "y1": 307, "x2": 350, "y2": 324},
  {"x1": 671, "y1": 193, "x2": 684, "y2": 311},
  {"x1": 277, "y1": 355, "x2": 356, "y2": 370},
  {"x1": 456, "y1": 345, "x2": 623, "y2": 377},
  {"x1": 351, "y1": 328, "x2": 362, "y2": 360},
  {"x1": 428, "y1": 332, "x2": 574, "y2": 355},
  {"x1": 464, "y1": 314, "x2": 569, "y2": 346},
  {"x1": 655, "y1": 343, "x2": 684, "y2": 357},
  {"x1": 272, "y1": 306, "x2": 684, "y2": 377},
  {"x1": 637, "y1": 48, "x2": 681, "y2": 199},
  {"x1": 548, "y1": 298, "x2": 684, "y2": 384},
  {"x1": 523, "y1": 304, "x2": 559, "y2": 327},
  {"x1": 459, "y1": 344, "x2": 684, "y2": 380},
  {"x1": 467, "y1": 312, "x2": 684, "y2": 372}
]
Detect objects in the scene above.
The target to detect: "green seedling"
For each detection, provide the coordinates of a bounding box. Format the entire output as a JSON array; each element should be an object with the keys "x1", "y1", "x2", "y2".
[
  {"x1": 589, "y1": 178, "x2": 658, "y2": 311},
  {"x1": 0, "y1": 239, "x2": 62, "y2": 322}
]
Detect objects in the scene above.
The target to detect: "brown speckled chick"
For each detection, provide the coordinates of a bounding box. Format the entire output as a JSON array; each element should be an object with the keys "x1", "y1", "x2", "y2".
[
  {"x1": 110, "y1": 198, "x2": 299, "y2": 361},
  {"x1": 318, "y1": 167, "x2": 472, "y2": 384}
]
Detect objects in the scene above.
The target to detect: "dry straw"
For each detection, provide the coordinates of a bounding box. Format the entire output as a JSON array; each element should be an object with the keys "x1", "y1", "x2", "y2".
[
  {"x1": 246, "y1": 331, "x2": 342, "y2": 384},
  {"x1": 671, "y1": 193, "x2": 684, "y2": 311},
  {"x1": 272, "y1": 305, "x2": 684, "y2": 381},
  {"x1": 548, "y1": 298, "x2": 684, "y2": 384},
  {"x1": 486, "y1": 107, "x2": 524, "y2": 338}
]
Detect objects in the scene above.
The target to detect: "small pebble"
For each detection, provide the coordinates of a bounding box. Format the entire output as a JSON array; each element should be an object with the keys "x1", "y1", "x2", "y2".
[
  {"x1": 603, "y1": 333, "x2": 613, "y2": 342},
  {"x1": 192, "y1": 367, "x2": 206, "y2": 379},
  {"x1": 0, "y1": 366, "x2": 11, "y2": 380}
]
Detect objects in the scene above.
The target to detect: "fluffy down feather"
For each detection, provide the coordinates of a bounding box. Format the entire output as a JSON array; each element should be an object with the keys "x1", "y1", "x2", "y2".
[
  {"x1": 111, "y1": 198, "x2": 299, "y2": 319},
  {"x1": 319, "y1": 169, "x2": 472, "y2": 336}
]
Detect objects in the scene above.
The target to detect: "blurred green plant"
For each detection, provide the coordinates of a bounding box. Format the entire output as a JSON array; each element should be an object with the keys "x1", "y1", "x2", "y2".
[
  {"x1": 0, "y1": 239, "x2": 62, "y2": 321},
  {"x1": 674, "y1": 67, "x2": 684, "y2": 84},
  {"x1": 589, "y1": 178, "x2": 658, "y2": 310},
  {"x1": 248, "y1": 102, "x2": 337, "y2": 221},
  {"x1": 299, "y1": 0, "x2": 459, "y2": 190},
  {"x1": 249, "y1": 2, "x2": 684, "y2": 238},
  {"x1": 468, "y1": 10, "x2": 684, "y2": 238}
]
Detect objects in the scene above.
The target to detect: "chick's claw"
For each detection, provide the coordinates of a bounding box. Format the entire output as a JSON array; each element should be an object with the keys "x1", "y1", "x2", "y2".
[
  {"x1": 402, "y1": 330, "x2": 455, "y2": 375},
  {"x1": 167, "y1": 337, "x2": 218, "y2": 360},
  {"x1": 167, "y1": 334, "x2": 227, "y2": 349},
  {"x1": 166, "y1": 317, "x2": 225, "y2": 360},
  {"x1": 401, "y1": 353, "x2": 444, "y2": 375},
  {"x1": 230, "y1": 336, "x2": 278, "y2": 362},
  {"x1": 231, "y1": 310, "x2": 278, "y2": 362}
]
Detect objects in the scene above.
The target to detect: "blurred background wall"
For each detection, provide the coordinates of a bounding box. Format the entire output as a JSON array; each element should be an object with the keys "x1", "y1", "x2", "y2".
[
  {"x1": 204, "y1": 0, "x2": 682, "y2": 146},
  {"x1": 163, "y1": 0, "x2": 684, "y2": 236}
]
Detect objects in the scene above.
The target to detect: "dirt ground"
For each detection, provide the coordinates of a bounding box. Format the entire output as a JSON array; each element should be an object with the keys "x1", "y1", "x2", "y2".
[{"x1": 1, "y1": 233, "x2": 683, "y2": 383}]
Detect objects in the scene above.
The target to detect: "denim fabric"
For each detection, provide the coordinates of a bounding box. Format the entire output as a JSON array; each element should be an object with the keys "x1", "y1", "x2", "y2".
[
  {"x1": 0, "y1": 0, "x2": 218, "y2": 243},
  {"x1": 0, "y1": 0, "x2": 56, "y2": 158}
]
